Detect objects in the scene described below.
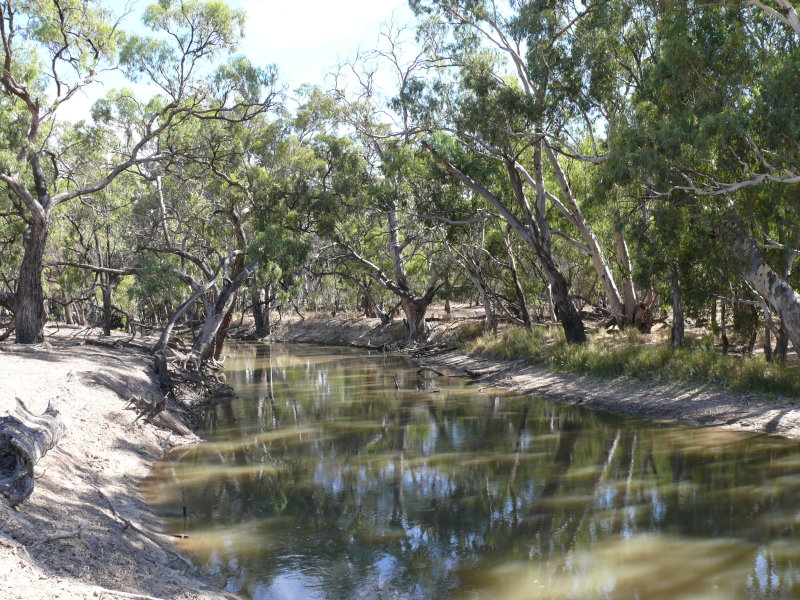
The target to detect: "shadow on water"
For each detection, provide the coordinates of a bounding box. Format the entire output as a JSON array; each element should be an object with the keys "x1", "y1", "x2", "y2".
[{"x1": 144, "y1": 342, "x2": 800, "y2": 600}]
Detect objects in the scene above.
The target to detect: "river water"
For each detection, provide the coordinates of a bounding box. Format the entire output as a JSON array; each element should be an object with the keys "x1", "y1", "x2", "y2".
[{"x1": 145, "y1": 343, "x2": 800, "y2": 599}]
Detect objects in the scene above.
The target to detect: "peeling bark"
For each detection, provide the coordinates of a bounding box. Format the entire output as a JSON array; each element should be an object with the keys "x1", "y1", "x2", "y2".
[{"x1": 735, "y1": 230, "x2": 800, "y2": 353}]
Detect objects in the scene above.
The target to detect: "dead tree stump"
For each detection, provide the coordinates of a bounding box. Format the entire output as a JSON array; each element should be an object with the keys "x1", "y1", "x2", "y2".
[
  {"x1": 0, "y1": 398, "x2": 66, "y2": 506},
  {"x1": 153, "y1": 351, "x2": 173, "y2": 389}
]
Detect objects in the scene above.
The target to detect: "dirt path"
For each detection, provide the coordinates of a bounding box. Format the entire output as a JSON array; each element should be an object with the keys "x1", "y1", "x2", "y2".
[
  {"x1": 0, "y1": 329, "x2": 235, "y2": 600},
  {"x1": 417, "y1": 351, "x2": 800, "y2": 439}
]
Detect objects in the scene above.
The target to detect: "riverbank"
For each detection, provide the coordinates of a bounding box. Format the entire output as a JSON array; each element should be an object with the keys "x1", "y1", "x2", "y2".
[
  {"x1": 270, "y1": 313, "x2": 800, "y2": 440},
  {"x1": 0, "y1": 328, "x2": 236, "y2": 600}
]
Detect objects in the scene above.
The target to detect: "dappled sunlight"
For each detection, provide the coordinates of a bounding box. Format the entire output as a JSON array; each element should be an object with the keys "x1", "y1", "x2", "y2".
[
  {"x1": 146, "y1": 343, "x2": 800, "y2": 599},
  {"x1": 474, "y1": 534, "x2": 770, "y2": 600}
]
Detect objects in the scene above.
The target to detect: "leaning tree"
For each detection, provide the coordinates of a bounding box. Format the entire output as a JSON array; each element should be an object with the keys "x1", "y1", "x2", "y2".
[{"x1": 0, "y1": 0, "x2": 274, "y2": 342}]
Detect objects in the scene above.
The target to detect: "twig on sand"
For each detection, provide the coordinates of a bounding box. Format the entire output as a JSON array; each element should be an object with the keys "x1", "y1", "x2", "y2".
[
  {"x1": 31, "y1": 524, "x2": 84, "y2": 546},
  {"x1": 82, "y1": 478, "x2": 195, "y2": 571}
]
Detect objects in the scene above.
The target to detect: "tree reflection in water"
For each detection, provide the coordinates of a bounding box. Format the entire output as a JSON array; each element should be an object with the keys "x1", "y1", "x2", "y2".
[{"x1": 145, "y1": 343, "x2": 800, "y2": 600}]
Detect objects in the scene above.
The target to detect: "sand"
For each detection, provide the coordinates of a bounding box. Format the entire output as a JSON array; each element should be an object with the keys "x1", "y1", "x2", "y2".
[{"x1": 0, "y1": 328, "x2": 235, "y2": 600}]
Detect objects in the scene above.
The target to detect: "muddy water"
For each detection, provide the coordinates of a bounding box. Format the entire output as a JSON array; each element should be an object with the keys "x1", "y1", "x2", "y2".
[{"x1": 146, "y1": 343, "x2": 800, "y2": 599}]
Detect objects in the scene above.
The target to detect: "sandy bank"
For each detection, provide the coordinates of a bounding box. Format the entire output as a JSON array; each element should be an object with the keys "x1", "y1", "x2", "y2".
[
  {"x1": 271, "y1": 313, "x2": 800, "y2": 440},
  {"x1": 0, "y1": 330, "x2": 235, "y2": 600}
]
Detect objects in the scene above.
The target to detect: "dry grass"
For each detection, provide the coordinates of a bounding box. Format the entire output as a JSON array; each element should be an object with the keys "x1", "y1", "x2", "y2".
[{"x1": 468, "y1": 326, "x2": 800, "y2": 398}]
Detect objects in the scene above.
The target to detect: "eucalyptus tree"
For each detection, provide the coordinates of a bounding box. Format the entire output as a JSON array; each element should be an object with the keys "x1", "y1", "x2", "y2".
[
  {"x1": 141, "y1": 108, "x2": 291, "y2": 364},
  {"x1": 0, "y1": 0, "x2": 274, "y2": 343},
  {"x1": 311, "y1": 136, "x2": 444, "y2": 340},
  {"x1": 604, "y1": 0, "x2": 800, "y2": 351},
  {"x1": 48, "y1": 177, "x2": 142, "y2": 336},
  {"x1": 405, "y1": 0, "x2": 659, "y2": 339}
]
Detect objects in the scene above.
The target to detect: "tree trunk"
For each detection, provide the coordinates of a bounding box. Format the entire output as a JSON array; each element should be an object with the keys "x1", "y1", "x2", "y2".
[
  {"x1": 265, "y1": 291, "x2": 272, "y2": 336},
  {"x1": 399, "y1": 296, "x2": 430, "y2": 341},
  {"x1": 735, "y1": 229, "x2": 800, "y2": 353},
  {"x1": 550, "y1": 272, "x2": 586, "y2": 344},
  {"x1": 466, "y1": 269, "x2": 495, "y2": 334},
  {"x1": 61, "y1": 289, "x2": 73, "y2": 325},
  {"x1": 189, "y1": 259, "x2": 259, "y2": 365},
  {"x1": 422, "y1": 140, "x2": 585, "y2": 343},
  {"x1": 721, "y1": 301, "x2": 729, "y2": 355},
  {"x1": 101, "y1": 281, "x2": 113, "y2": 336},
  {"x1": 764, "y1": 322, "x2": 773, "y2": 361},
  {"x1": 774, "y1": 324, "x2": 789, "y2": 363},
  {"x1": 503, "y1": 228, "x2": 532, "y2": 329},
  {"x1": 252, "y1": 286, "x2": 268, "y2": 338},
  {"x1": 16, "y1": 219, "x2": 49, "y2": 343},
  {"x1": 614, "y1": 225, "x2": 639, "y2": 324},
  {"x1": 0, "y1": 398, "x2": 65, "y2": 506},
  {"x1": 211, "y1": 301, "x2": 237, "y2": 361},
  {"x1": 152, "y1": 288, "x2": 207, "y2": 353},
  {"x1": 544, "y1": 143, "x2": 627, "y2": 325},
  {"x1": 670, "y1": 270, "x2": 684, "y2": 349}
]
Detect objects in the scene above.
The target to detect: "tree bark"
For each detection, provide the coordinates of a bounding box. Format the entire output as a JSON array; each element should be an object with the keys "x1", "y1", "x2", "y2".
[
  {"x1": 466, "y1": 268, "x2": 496, "y2": 333},
  {"x1": 544, "y1": 143, "x2": 628, "y2": 325},
  {"x1": 189, "y1": 259, "x2": 259, "y2": 365},
  {"x1": 152, "y1": 288, "x2": 207, "y2": 353},
  {"x1": 764, "y1": 322, "x2": 773, "y2": 361},
  {"x1": 550, "y1": 272, "x2": 586, "y2": 343},
  {"x1": 399, "y1": 296, "x2": 431, "y2": 341},
  {"x1": 16, "y1": 219, "x2": 49, "y2": 343},
  {"x1": 252, "y1": 286, "x2": 267, "y2": 338},
  {"x1": 422, "y1": 140, "x2": 585, "y2": 343},
  {"x1": 614, "y1": 223, "x2": 639, "y2": 324},
  {"x1": 61, "y1": 289, "x2": 73, "y2": 325},
  {"x1": 735, "y1": 229, "x2": 800, "y2": 353},
  {"x1": 670, "y1": 270, "x2": 684, "y2": 349},
  {"x1": 774, "y1": 324, "x2": 789, "y2": 363},
  {"x1": 0, "y1": 398, "x2": 65, "y2": 506}
]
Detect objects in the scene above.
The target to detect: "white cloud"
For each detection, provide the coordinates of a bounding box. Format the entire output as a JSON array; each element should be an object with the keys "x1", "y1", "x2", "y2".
[
  {"x1": 237, "y1": 0, "x2": 415, "y2": 88},
  {"x1": 240, "y1": 0, "x2": 404, "y2": 52}
]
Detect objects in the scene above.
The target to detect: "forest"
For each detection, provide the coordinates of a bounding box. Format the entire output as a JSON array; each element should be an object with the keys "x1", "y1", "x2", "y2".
[{"x1": 0, "y1": 0, "x2": 798, "y2": 376}]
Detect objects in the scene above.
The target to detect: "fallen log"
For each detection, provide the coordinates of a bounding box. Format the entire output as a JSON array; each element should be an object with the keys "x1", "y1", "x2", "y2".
[{"x1": 0, "y1": 398, "x2": 66, "y2": 506}]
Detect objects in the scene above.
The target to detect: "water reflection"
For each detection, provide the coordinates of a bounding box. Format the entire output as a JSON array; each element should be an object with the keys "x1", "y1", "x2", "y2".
[{"x1": 145, "y1": 343, "x2": 800, "y2": 599}]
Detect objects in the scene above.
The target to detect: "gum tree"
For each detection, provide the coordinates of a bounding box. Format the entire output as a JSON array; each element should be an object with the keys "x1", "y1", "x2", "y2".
[{"x1": 0, "y1": 0, "x2": 273, "y2": 343}]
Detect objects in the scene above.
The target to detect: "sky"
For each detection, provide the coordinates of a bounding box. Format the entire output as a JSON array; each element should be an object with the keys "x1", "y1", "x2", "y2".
[
  {"x1": 235, "y1": 0, "x2": 415, "y2": 91},
  {"x1": 57, "y1": 0, "x2": 417, "y2": 122}
]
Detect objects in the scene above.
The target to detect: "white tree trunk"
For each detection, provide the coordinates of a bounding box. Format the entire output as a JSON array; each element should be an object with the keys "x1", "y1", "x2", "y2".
[
  {"x1": 544, "y1": 144, "x2": 628, "y2": 323},
  {"x1": 736, "y1": 231, "x2": 800, "y2": 352}
]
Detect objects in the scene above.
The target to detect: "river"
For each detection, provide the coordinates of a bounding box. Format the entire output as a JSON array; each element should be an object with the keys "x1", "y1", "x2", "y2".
[{"x1": 145, "y1": 342, "x2": 800, "y2": 599}]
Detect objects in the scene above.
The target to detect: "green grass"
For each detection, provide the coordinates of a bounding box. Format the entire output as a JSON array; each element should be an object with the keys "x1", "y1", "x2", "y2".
[{"x1": 467, "y1": 326, "x2": 800, "y2": 398}]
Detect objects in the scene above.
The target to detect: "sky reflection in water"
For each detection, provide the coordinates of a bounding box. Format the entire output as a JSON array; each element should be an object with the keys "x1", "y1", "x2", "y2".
[{"x1": 145, "y1": 343, "x2": 800, "y2": 599}]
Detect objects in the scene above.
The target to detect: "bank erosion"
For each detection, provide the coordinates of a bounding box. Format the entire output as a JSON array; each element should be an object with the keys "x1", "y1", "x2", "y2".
[{"x1": 0, "y1": 328, "x2": 237, "y2": 600}]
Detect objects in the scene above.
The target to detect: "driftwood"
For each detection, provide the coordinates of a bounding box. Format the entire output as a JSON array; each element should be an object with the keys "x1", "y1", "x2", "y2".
[{"x1": 0, "y1": 398, "x2": 66, "y2": 506}]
